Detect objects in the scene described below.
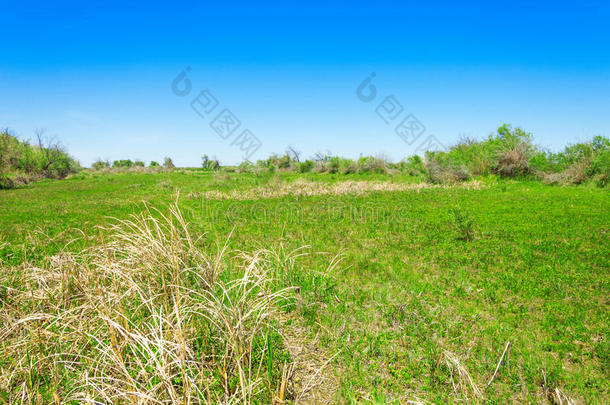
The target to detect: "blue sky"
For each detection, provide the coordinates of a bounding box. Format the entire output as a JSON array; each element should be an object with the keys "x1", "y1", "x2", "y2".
[{"x1": 1, "y1": 0, "x2": 609, "y2": 166}]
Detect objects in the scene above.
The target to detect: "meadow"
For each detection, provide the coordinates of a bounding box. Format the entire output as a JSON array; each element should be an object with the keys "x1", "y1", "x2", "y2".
[{"x1": 1, "y1": 169, "x2": 608, "y2": 403}]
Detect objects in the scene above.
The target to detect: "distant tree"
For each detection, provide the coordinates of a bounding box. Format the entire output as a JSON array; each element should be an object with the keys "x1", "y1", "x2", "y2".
[
  {"x1": 35, "y1": 129, "x2": 78, "y2": 177},
  {"x1": 134, "y1": 160, "x2": 145, "y2": 167},
  {"x1": 163, "y1": 157, "x2": 175, "y2": 169},
  {"x1": 201, "y1": 154, "x2": 220, "y2": 170},
  {"x1": 286, "y1": 145, "x2": 302, "y2": 163},
  {"x1": 113, "y1": 159, "x2": 134, "y2": 168},
  {"x1": 149, "y1": 161, "x2": 160, "y2": 168}
]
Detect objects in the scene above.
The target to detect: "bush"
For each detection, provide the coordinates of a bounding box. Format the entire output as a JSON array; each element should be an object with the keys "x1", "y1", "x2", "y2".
[
  {"x1": 449, "y1": 207, "x2": 476, "y2": 241},
  {"x1": 298, "y1": 160, "x2": 314, "y2": 173},
  {"x1": 112, "y1": 159, "x2": 134, "y2": 168},
  {"x1": 202, "y1": 154, "x2": 220, "y2": 170},
  {"x1": 536, "y1": 136, "x2": 609, "y2": 186},
  {"x1": 149, "y1": 161, "x2": 160, "y2": 168},
  {"x1": 92, "y1": 160, "x2": 110, "y2": 170},
  {"x1": 426, "y1": 161, "x2": 471, "y2": 184},
  {"x1": 357, "y1": 156, "x2": 387, "y2": 174},
  {"x1": 0, "y1": 129, "x2": 80, "y2": 187},
  {"x1": 0, "y1": 175, "x2": 15, "y2": 190},
  {"x1": 426, "y1": 124, "x2": 533, "y2": 178},
  {"x1": 237, "y1": 160, "x2": 254, "y2": 173},
  {"x1": 398, "y1": 155, "x2": 426, "y2": 176},
  {"x1": 494, "y1": 142, "x2": 531, "y2": 177}
]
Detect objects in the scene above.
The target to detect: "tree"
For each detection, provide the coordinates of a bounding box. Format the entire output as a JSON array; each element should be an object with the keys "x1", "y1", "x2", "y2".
[
  {"x1": 202, "y1": 154, "x2": 220, "y2": 170},
  {"x1": 35, "y1": 129, "x2": 75, "y2": 177},
  {"x1": 286, "y1": 145, "x2": 302, "y2": 163},
  {"x1": 163, "y1": 157, "x2": 175, "y2": 169}
]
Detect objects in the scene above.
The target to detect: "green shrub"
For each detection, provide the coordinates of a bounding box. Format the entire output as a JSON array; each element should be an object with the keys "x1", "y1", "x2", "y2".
[
  {"x1": 357, "y1": 156, "x2": 387, "y2": 174},
  {"x1": 0, "y1": 129, "x2": 80, "y2": 187},
  {"x1": 298, "y1": 160, "x2": 314, "y2": 173},
  {"x1": 449, "y1": 207, "x2": 476, "y2": 241},
  {"x1": 149, "y1": 161, "x2": 160, "y2": 168},
  {"x1": 92, "y1": 160, "x2": 110, "y2": 170},
  {"x1": 202, "y1": 154, "x2": 220, "y2": 170},
  {"x1": 113, "y1": 159, "x2": 134, "y2": 168},
  {"x1": 398, "y1": 155, "x2": 426, "y2": 176},
  {"x1": 426, "y1": 125, "x2": 534, "y2": 178}
]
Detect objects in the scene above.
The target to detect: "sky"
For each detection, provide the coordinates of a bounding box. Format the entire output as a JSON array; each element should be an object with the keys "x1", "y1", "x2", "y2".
[{"x1": 1, "y1": 0, "x2": 609, "y2": 166}]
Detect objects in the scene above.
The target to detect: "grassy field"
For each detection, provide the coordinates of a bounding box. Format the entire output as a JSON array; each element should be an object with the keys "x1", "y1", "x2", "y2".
[{"x1": 1, "y1": 170, "x2": 609, "y2": 403}]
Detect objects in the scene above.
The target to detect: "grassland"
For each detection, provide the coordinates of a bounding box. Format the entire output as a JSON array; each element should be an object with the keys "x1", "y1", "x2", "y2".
[{"x1": 1, "y1": 170, "x2": 609, "y2": 403}]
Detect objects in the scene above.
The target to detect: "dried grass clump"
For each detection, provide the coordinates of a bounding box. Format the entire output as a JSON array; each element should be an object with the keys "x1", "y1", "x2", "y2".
[
  {"x1": 0, "y1": 203, "x2": 315, "y2": 404},
  {"x1": 200, "y1": 179, "x2": 484, "y2": 200},
  {"x1": 441, "y1": 350, "x2": 483, "y2": 401}
]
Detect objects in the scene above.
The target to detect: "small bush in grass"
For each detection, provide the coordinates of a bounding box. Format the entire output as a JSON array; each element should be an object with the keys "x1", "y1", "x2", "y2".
[
  {"x1": 449, "y1": 207, "x2": 476, "y2": 241},
  {"x1": 149, "y1": 160, "x2": 160, "y2": 168}
]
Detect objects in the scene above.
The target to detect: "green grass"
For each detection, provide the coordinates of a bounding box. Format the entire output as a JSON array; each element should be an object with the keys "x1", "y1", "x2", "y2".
[{"x1": 1, "y1": 170, "x2": 609, "y2": 402}]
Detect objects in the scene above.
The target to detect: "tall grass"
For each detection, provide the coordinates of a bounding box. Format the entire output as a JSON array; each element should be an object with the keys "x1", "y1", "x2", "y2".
[{"x1": 0, "y1": 203, "x2": 322, "y2": 403}]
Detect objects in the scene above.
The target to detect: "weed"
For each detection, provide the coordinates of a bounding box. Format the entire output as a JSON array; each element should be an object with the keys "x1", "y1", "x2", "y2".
[{"x1": 449, "y1": 207, "x2": 476, "y2": 241}]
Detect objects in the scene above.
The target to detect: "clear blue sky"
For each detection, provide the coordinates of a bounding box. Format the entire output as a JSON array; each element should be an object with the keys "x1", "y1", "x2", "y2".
[{"x1": 1, "y1": 0, "x2": 609, "y2": 166}]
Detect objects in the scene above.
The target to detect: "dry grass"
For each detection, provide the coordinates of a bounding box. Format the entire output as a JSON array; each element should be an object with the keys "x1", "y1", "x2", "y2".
[
  {"x1": 193, "y1": 179, "x2": 485, "y2": 200},
  {"x1": 0, "y1": 203, "x2": 330, "y2": 403},
  {"x1": 495, "y1": 142, "x2": 531, "y2": 177}
]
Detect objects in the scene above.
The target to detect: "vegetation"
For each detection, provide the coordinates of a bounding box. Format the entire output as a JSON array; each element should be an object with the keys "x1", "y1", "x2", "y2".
[
  {"x1": 0, "y1": 170, "x2": 608, "y2": 403},
  {"x1": 1, "y1": 124, "x2": 609, "y2": 402},
  {"x1": 0, "y1": 129, "x2": 80, "y2": 188},
  {"x1": 201, "y1": 154, "x2": 220, "y2": 170}
]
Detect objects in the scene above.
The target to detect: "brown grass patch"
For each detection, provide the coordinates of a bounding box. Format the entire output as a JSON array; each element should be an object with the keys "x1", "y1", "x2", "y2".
[{"x1": 193, "y1": 179, "x2": 485, "y2": 200}]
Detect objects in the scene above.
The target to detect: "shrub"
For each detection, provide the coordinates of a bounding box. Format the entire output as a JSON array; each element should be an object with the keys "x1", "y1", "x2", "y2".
[
  {"x1": 163, "y1": 157, "x2": 175, "y2": 169},
  {"x1": 237, "y1": 160, "x2": 254, "y2": 173},
  {"x1": 149, "y1": 161, "x2": 160, "y2": 168},
  {"x1": 202, "y1": 154, "x2": 220, "y2": 170},
  {"x1": 0, "y1": 175, "x2": 15, "y2": 190},
  {"x1": 449, "y1": 207, "x2": 476, "y2": 241},
  {"x1": 357, "y1": 156, "x2": 388, "y2": 174},
  {"x1": 536, "y1": 136, "x2": 609, "y2": 186},
  {"x1": 0, "y1": 129, "x2": 80, "y2": 187},
  {"x1": 426, "y1": 124, "x2": 534, "y2": 177},
  {"x1": 298, "y1": 160, "x2": 314, "y2": 173},
  {"x1": 134, "y1": 160, "x2": 145, "y2": 167},
  {"x1": 112, "y1": 159, "x2": 134, "y2": 168},
  {"x1": 494, "y1": 142, "x2": 531, "y2": 177},
  {"x1": 426, "y1": 161, "x2": 471, "y2": 184},
  {"x1": 92, "y1": 160, "x2": 110, "y2": 170},
  {"x1": 398, "y1": 155, "x2": 426, "y2": 176}
]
